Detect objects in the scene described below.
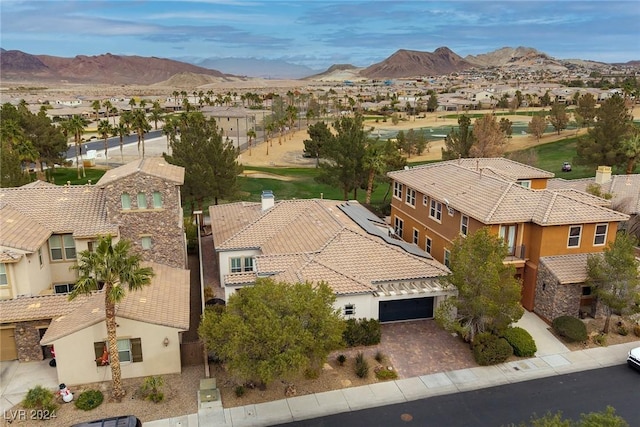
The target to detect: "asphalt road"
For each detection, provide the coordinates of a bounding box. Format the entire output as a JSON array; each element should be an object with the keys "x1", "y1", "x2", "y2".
[
  {"x1": 65, "y1": 129, "x2": 164, "y2": 159},
  {"x1": 277, "y1": 365, "x2": 640, "y2": 427}
]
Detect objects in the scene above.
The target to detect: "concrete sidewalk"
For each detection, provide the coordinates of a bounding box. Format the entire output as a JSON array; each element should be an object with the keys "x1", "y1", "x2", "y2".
[{"x1": 145, "y1": 339, "x2": 638, "y2": 427}]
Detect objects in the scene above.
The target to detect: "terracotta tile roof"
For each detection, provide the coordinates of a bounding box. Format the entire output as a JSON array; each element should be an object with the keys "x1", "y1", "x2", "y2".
[
  {"x1": 209, "y1": 202, "x2": 263, "y2": 248},
  {"x1": 0, "y1": 293, "x2": 92, "y2": 323},
  {"x1": 40, "y1": 262, "x2": 190, "y2": 345},
  {"x1": 453, "y1": 158, "x2": 555, "y2": 179},
  {"x1": 213, "y1": 199, "x2": 450, "y2": 295},
  {"x1": 539, "y1": 253, "x2": 592, "y2": 284},
  {"x1": 0, "y1": 203, "x2": 51, "y2": 252},
  {"x1": 20, "y1": 180, "x2": 58, "y2": 188},
  {"x1": 0, "y1": 250, "x2": 24, "y2": 263},
  {"x1": 548, "y1": 174, "x2": 640, "y2": 215},
  {"x1": 96, "y1": 157, "x2": 184, "y2": 187},
  {"x1": 0, "y1": 185, "x2": 118, "y2": 240},
  {"x1": 389, "y1": 162, "x2": 629, "y2": 226}
]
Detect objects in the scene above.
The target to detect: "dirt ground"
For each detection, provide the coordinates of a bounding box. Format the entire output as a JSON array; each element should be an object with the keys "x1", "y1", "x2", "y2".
[{"x1": 558, "y1": 315, "x2": 640, "y2": 351}]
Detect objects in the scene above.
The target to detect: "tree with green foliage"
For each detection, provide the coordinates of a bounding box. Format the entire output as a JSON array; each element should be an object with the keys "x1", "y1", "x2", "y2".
[
  {"x1": 303, "y1": 121, "x2": 333, "y2": 167},
  {"x1": 164, "y1": 112, "x2": 242, "y2": 208},
  {"x1": 470, "y1": 114, "x2": 507, "y2": 157},
  {"x1": 97, "y1": 119, "x2": 113, "y2": 167},
  {"x1": 575, "y1": 93, "x2": 597, "y2": 128},
  {"x1": 132, "y1": 109, "x2": 151, "y2": 158},
  {"x1": 364, "y1": 138, "x2": 406, "y2": 204},
  {"x1": 620, "y1": 124, "x2": 640, "y2": 174},
  {"x1": 150, "y1": 101, "x2": 164, "y2": 130},
  {"x1": 70, "y1": 235, "x2": 154, "y2": 401},
  {"x1": 528, "y1": 115, "x2": 547, "y2": 141},
  {"x1": 576, "y1": 94, "x2": 633, "y2": 170},
  {"x1": 442, "y1": 115, "x2": 474, "y2": 160},
  {"x1": 548, "y1": 103, "x2": 570, "y2": 135},
  {"x1": 520, "y1": 406, "x2": 628, "y2": 427},
  {"x1": 427, "y1": 93, "x2": 438, "y2": 112},
  {"x1": 540, "y1": 90, "x2": 552, "y2": 107},
  {"x1": 317, "y1": 114, "x2": 368, "y2": 200},
  {"x1": 66, "y1": 115, "x2": 89, "y2": 178},
  {"x1": 198, "y1": 278, "x2": 345, "y2": 387},
  {"x1": 586, "y1": 233, "x2": 640, "y2": 334},
  {"x1": 499, "y1": 118, "x2": 513, "y2": 138},
  {"x1": 435, "y1": 228, "x2": 524, "y2": 343}
]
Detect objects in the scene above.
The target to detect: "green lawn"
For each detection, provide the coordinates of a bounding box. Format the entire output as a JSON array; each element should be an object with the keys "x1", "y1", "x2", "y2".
[{"x1": 48, "y1": 167, "x2": 107, "y2": 185}]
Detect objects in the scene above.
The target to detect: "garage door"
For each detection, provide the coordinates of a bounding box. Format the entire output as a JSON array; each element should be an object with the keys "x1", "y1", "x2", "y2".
[
  {"x1": 0, "y1": 328, "x2": 18, "y2": 361},
  {"x1": 379, "y1": 297, "x2": 434, "y2": 322}
]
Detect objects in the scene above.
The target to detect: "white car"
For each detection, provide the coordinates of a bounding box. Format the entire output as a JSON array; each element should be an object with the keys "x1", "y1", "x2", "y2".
[{"x1": 628, "y1": 347, "x2": 640, "y2": 371}]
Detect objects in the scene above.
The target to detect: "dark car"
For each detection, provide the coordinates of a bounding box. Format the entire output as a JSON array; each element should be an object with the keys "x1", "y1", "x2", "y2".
[
  {"x1": 71, "y1": 415, "x2": 141, "y2": 427},
  {"x1": 628, "y1": 347, "x2": 640, "y2": 372},
  {"x1": 562, "y1": 161, "x2": 572, "y2": 172}
]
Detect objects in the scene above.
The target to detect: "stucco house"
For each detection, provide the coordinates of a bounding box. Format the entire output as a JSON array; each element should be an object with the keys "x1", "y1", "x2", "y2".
[
  {"x1": 0, "y1": 157, "x2": 190, "y2": 385},
  {"x1": 387, "y1": 158, "x2": 629, "y2": 322},
  {"x1": 209, "y1": 196, "x2": 452, "y2": 322}
]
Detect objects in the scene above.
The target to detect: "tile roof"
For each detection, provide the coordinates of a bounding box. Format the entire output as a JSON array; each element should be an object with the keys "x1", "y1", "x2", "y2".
[
  {"x1": 213, "y1": 199, "x2": 450, "y2": 295},
  {"x1": 452, "y1": 158, "x2": 555, "y2": 179},
  {"x1": 96, "y1": 157, "x2": 184, "y2": 187},
  {"x1": 548, "y1": 174, "x2": 640, "y2": 215},
  {"x1": 0, "y1": 293, "x2": 92, "y2": 323},
  {"x1": 0, "y1": 203, "x2": 51, "y2": 252},
  {"x1": 0, "y1": 185, "x2": 118, "y2": 242},
  {"x1": 539, "y1": 253, "x2": 592, "y2": 284},
  {"x1": 389, "y1": 162, "x2": 628, "y2": 226},
  {"x1": 209, "y1": 202, "x2": 263, "y2": 248},
  {"x1": 40, "y1": 262, "x2": 190, "y2": 345}
]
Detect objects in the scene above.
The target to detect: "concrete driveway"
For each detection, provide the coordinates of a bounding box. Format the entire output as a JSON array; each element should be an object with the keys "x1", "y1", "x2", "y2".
[{"x1": 0, "y1": 359, "x2": 59, "y2": 415}]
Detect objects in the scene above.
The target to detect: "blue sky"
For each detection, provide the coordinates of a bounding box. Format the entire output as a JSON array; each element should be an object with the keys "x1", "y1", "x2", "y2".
[{"x1": 1, "y1": 1, "x2": 638, "y2": 70}]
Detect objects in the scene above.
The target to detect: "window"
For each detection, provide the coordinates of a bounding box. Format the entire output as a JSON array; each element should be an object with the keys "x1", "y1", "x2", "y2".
[
  {"x1": 137, "y1": 192, "x2": 147, "y2": 209},
  {"x1": 517, "y1": 180, "x2": 531, "y2": 189},
  {"x1": 38, "y1": 248, "x2": 43, "y2": 267},
  {"x1": 425, "y1": 237, "x2": 432, "y2": 254},
  {"x1": 121, "y1": 193, "x2": 131, "y2": 210},
  {"x1": 343, "y1": 304, "x2": 355, "y2": 316},
  {"x1": 394, "y1": 217, "x2": 404, "y2": 238},
  {"x1": 581, "y1": 286, "x2": 592, "y2": 296},
  {"x1": 230, "y1": 257, "x2": 254, "y2": 273},
  {"x1": 393, "y1": 182, "x2": 403, "y2": 199},
  {"x1": 444, "y1": 249, "x2": 451, "y2": 268},
  {"x1": 593, "y1": 223, "x2": 607, "y2": 246},
  {"x1": 152, "y1": 191, "x2": 163, "y2": 208},
  {"x1": 568, "y1": 225, "x2": 582, "y2": 247},
  {"x1": 423, "y1": 195, "x2": 428, "y2": 206},
  {"x1": 460, "y1": 215, "x2": 469, "y2": 236},
  {"x1": 141, "y1": 236, "x2": 152, "y2": 250},
  {"x1": 405, "y1": 188, "x2": 416, "y2": 207},
  {"x1": 54, "y1": 283, "x2": 75, "y2": 294},
  {"x1": 49, "y1": 234, "x2": 76, "y2": 261},
  {"x1": 412, "y1": 228, "x2": 419, "y2": 245},
  {"x1": 0, "y1": 264, "x2": 7, "y2": 286},
  {"x1": 87, "y1": 241, "x2": 97, "y2": 253},
  {"x1": 499, "y1": 225, "x2": 517, "y2": 256},
  {"x1": 93, "y1": 338, "x2": 142, "y2": 367},
  {"x1": 429, "y1": 199, "x2": 442, "y2": 222}
]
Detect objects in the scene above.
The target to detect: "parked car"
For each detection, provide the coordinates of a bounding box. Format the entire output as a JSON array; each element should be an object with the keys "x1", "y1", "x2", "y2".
[
  {"x1": 71, "y1": 415, "x2": 141, "y2": 427},
  {"x1": 562, "y1": 161, "x2": 572, "y2": 172},
  {"x1": 627, "y1": 346, "x2": 640, "y2": 372}
]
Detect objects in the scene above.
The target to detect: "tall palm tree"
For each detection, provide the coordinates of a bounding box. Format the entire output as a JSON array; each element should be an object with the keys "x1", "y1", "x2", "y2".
[
  {"x1": 246, "y1": 129, "x2": 256, "y2": 156},
  {"x1": 91, "y1": 100, "x2": 102, "y2": 122},
  {"x1": 162, "y1": 116, "x2": 177, "y2": 154},
  {"x1": 132, "y1": 109, "x2": 150, "y2": 158},
  {"x1": 113, "y1": 122, "x2": 128, "y2": 164},
  {"x1": 622, "y1": 126, "x2": 640, "y2": 174},
  {"x1": 97, "y1": 119, "x2": 113, "y2": 167},
  {"x1": 150, "y1": 101, "x2": 163, "y2": 130},
  {"x1": 69, "y1": 235, "x2": 154, "y2": 402},
  {"x1": 102, "y1": 100, "x2": 113, "y2": 125},
  {"x1": 67, "y1": 115, "x2": 88, "y2": 178}
]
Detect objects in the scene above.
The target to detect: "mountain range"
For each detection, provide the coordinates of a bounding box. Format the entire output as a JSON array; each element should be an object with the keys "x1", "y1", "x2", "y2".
[{"x1": 0, "y1": 46, "x2": 637, "y2": 85}]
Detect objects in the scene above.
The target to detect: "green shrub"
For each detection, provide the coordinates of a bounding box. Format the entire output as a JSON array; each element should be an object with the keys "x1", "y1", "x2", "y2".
[
  {"x1": 552, "y1": 316, "x2": 588, "y2": 342},
  {"x1": 374, "y1": 367, "x2": 398, "y2": 381},
  {"x1": 343, "y1": 318, "x2": 381, "y2": 347},
  {"x1": 336, "y1": 354, "x2": 347, "y2": 366},
  {"x1": 472, "y1": 333, "x2": 513, "y2": 366},
  {"x1": 634, "y1": 324, "x2": 640, "y2": 337},
  {"x1": 593, "y1": 333, "x2": 607, "y2": 346},
  {"x1": 501, "y1": 326, "x2": 537, "y2": 357},
  {"x1": 184, "y1": 218, "x2": 198, "y2": 254},
  {"x1": 304, "y1": 367, "x2": 320, "y2": 379},
  {"x1": 354, "y1": 352, "x2": 369, "y2": 378},
  {"x1": 234, "y1": 386, "x2": 245, "y2": 397},
  {"x1": 374, "y1": 351, "x2": 385, "y2": 363},
  {"x1": 74, "y1": 390, "x2": 104, "y2": 411},
  {"x1": 23, "y1": 385, "x2": 58, "y2": 413},
  {"x1": 617, "y1": 324, "x2": 629, "y2": 336},
  {"x1": 140, "y1": 376, "x2": 164, "y2": 403}
]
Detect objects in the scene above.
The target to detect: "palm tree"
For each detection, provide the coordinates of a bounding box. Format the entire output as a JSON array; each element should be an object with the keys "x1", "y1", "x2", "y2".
[
  {"x1": 68, "y1": 115, "x2": 88, "y2": 178},
  {"x1": 91, "y1": 100, "x2": 102, "y2": 122},
  {"x1": 162, "y1": 116, "x2": 177, "y2": 154},
  {"x1": 150, "y1": 101, "x2": 163, "y2": 130},
  {"x1": 69, "y1": 235, "x2": 154, "y2": 401},
  {"x1": 102, "y1": 100, "x2": 113, "y2": 125},
  {"x1": 246, "y1": 129, "x2": 256, "y2": 156},
  {"x1": 622, "y1": 126, "x2": 640, "y2": 174},
  {"x1": 97, "y1": 119, "x2": 113, "y2": 167},
  {"x1": 113, "y1": 122, "x2": 128, "y2": 164},
  {"x1": 131, "y1": 109, "x2": 150, "y2": 158}
]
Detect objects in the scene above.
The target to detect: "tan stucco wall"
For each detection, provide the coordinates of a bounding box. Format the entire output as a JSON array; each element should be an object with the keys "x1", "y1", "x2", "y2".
[{"x1": 51, "y1": 317, "x2": 182, "y2": 386}]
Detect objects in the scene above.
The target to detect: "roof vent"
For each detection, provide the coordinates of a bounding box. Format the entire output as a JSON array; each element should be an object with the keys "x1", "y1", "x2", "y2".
[{"x1": 261, "y1": 190, "x2": 274, "y2": 211}]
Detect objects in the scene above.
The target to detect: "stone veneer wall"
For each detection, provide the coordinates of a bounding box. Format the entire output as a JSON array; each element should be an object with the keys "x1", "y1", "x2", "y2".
[
  {"x1": 534, "y1": 262, "x2": 581, "y2": 322},
  {"x1": 14, "y1": 320, "x2": 47, "y2": 362},
  {"x1": 101, "y1": 173, "x2": 186, "y2": 269}
]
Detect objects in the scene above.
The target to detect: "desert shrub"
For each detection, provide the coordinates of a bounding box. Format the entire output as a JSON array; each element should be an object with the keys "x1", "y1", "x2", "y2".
[
  {"x1": 304, "y1": 367, "x2": 320, "y2": 379},
  {"x1": 634, "y1": 324, "x2": 640, "y2": 337},
  {"x1": 472, "y1": 333, "x2": 513, "y2": 366},
  {"x1": 140, "y1": 376, "x2": 164, "y2": 403},
  {"x1": 184, "y1": 218, "x2": 198, "y2": 254},
  {"x1": 336, "y1": 354, "x2": 347, "y2": 366},
  {"x1": 501, "y1": 326, "x2": 537, "y2": 357},
  {"x1": 234, "y1": 386, "x2": 245, "y2": 397},
  {"x1": 74, "y1": 390, "x2": 104, "y2": 411},
  {"x1": 552, "y1": 316, "x2": 587, "y2": 342},
  {"x1": 374, "y1": 366, "x2": 398, "y2": 381},
  {"x1": 354, "y1": 352, "x2": 369, "y2": 378},
  {"x1": 617, "y1": 324, "x2": 629, "y2": 336},
  {"x1": 593, "y1": 333, "x2": 607, "y2": 346},
  {"x1": 343, "y1": 318, "x2": 381, "y2": 347},
  {"x1": 23, "y1": 385, "x2": 58, "y2": 413},
  {"x1": 374, "y1": 351, "x2": 385, "y2": 363}
]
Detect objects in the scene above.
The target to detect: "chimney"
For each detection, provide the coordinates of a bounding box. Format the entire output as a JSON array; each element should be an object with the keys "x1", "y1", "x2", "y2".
[
  {"x1": 261, "y1": 190, "x2": 274, "y2": 211},
  {"x1": 595, "y1": 166, "x2": 611, "y2": 184}
]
